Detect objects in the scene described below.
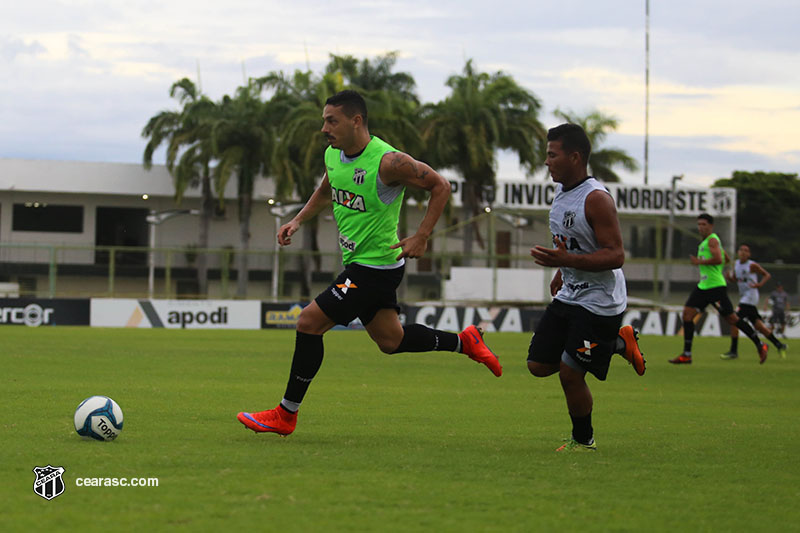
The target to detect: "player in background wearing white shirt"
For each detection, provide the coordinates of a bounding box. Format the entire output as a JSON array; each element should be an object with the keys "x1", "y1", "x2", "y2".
[{"x1": 722, "y1": 244, "x2": 788, "y2": 359}]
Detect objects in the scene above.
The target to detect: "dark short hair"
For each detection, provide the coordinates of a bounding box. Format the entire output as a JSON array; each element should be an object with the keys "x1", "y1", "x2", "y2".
[
  {"x1": 698, "y1": 213, "x2": 714, "y2": 224},
  {"x1": 325, "y1": 90, "x2": 368, "y2": 125},
  {"x1": 547, "y1": 123, "x2": 591, "y2": 165}
]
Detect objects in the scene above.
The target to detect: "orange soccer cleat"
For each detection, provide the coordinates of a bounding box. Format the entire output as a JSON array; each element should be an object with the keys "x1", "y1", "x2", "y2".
[
  {"x1": 237, "y1": 405, "x2": 297, "y2": 435},
  {"x1": 668, "y1": 354, "x2": 693, "y2": 365},
  {"x1": 618, "y1": 325, "x2": 646, "y2": 376},
  {"x1": 459, "y1": 325, "x2": 502, "y2": 377},
  {"x1": 758, "y1": 343, "x2": 768, "y2": 364}
]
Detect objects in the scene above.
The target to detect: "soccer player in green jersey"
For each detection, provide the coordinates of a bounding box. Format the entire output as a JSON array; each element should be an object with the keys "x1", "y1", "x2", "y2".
[
  {"x1": 669, "y1": 214, "x2": 768, "y2": 364},
  {"x1": 237, "y1": 90, "x2": 501, "y2": 436}
]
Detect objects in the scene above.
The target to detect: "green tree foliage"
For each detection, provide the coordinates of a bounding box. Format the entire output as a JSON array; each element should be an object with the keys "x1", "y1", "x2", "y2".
[
  {"x1": 212, "y1": 80, "x2": 278, "y2": 297},
  {"x1": 326, "y1": 52, "x2": 425, "y2": 237},
  {"x1": 553, "y1": 108, "x2": 638, "y2": 183},
  {"x1": 144, "y1": 54, "x2": 646, "y2": 294},
  {"x1": 141, "y1": 78, "x2": 218, "y2": 295},
  {"x1": 325, "y1": 51, "x2": 418, "y2": 105},
  {"x1": 420, "y1": 59, "x2": 546, "y2": 259},
  {"x1": 713, "y1": 171, "x2": 800, "y2": 262},
  {"x1": 256, "y1": 69, "x2": 343, "y2": 297}
]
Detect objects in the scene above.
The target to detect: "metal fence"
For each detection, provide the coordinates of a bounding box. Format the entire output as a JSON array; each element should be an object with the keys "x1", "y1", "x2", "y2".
[{"x1": 1, "y1": 241, "x2": 797, "y2": 309}]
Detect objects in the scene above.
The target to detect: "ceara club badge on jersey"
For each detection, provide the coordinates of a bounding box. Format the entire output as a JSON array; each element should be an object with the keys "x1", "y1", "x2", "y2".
[
  {"x1": 352, "y1": 168, "x2": 366, "y2": 185},
  {"x1": 562, "y1": 210, "x2": 576, "y2": 229},
  {"x1": 33, "y1": 465, "x2": 65, "y2": 500}
]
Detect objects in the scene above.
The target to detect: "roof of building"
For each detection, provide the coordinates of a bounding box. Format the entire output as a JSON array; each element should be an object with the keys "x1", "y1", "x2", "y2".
[{"x1": 0, "y1": 158, "x2": 275, "y2": 199}]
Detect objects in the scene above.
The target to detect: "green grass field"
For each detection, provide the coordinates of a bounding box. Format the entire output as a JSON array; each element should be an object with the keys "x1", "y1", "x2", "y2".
[{"x1": 3, "y1": 327, "x2": 799, "y2": 532}]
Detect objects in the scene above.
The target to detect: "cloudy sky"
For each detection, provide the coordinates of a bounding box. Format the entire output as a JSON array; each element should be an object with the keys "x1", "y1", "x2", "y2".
[{"x1": 2, "y1": 0, "x2": 798, "y2": 187}]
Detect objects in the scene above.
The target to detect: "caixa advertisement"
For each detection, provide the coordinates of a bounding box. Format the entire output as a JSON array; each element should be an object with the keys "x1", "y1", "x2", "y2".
[{"x1": 0, "y1": 299, "x2": 90, "y2": 327}]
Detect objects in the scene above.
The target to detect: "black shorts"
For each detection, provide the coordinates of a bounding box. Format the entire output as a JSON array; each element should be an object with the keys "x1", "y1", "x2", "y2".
[
  {"x1": 527, "y1": 299, "x2": 623, "y2": 381},
  {"x1": 315, "y1": 263, "x2": 403, "y2": 326},
  {"x1": 685, "y1": 286, "x2": 734, "y2": 316},
  {"x1": 736, "y1": 303, "x2": 762, "y2": 324},
  {"x1": 770, "y1": 309, "x2": 786, "y2": 325}
]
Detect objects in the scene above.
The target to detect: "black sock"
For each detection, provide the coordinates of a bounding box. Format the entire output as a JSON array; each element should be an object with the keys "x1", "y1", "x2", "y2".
[
  {"x1": 735, "y1": 319, "x2": 762, "y2": 349},
  {"x1": 391, "y1": 324, "x2": 459, "y2": 353},
  {"x1": 767, "y1": 333, "x2": 783, "y2": 348},
  {"x1": 683, "y1": 321, "x2": 695, "y2": 355},
  {"x1": 730, "y1": 336, "x2": 738, "y2": 353},
  {"x1": 283, "y1": 331, "x2": 324, "y2": 405},
  {"x1": 570, "y1": 412, "x2": 593, "y2": 445}
]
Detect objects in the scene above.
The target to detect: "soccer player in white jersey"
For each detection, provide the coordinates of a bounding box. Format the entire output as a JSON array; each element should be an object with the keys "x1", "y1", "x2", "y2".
[
  {"x1": 528, "y1": 123, "x2": 645, "y2": 452},
  {"x1": 722, "y1": 244, "x2": 787, "y2": 359}
]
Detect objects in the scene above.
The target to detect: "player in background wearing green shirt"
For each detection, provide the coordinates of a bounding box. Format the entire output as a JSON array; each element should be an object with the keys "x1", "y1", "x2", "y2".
[
  {"x1": 238, "y1": 90, "x2": 501, "y2": 436},
  {"x1": 669, "y1": 214, "x2": 768, "y2": 365}
]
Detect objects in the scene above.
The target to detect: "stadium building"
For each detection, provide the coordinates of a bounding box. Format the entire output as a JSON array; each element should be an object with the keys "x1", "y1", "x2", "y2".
[{"x1": 0, "y1": 158, "x2": 736, "y2": 304}]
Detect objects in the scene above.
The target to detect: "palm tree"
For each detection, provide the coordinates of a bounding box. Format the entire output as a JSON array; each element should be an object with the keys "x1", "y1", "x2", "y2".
[
  {"x1": 211, "y1": 80, "x2": 278, "y2": 297},
  {"x1": 326, "y1": 52, "x2": 418, "y2": 105},
  {"x1": 261, "y1": 55, "x2": 424, "y2": 297},
  {"x1": 325, "y1": 53, "x2": 425, "y2": 239},
  {"x1": 256, "y1": 69, "x2": 342, "y2": 297},
  {"x1": 553, "y1": 109, "x2": 639, "y2": 182},
  {"x1": 420, "y1": 59, "x2": 547, "y2": 261},
  {"x1": 142, "y1": 78, "x2": 218, "y2": 296}
]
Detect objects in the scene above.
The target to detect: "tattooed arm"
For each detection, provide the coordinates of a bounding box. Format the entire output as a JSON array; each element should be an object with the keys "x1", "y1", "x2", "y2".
[{"x1": 379, "y1": 151, "x2": 451, "y2": 260}]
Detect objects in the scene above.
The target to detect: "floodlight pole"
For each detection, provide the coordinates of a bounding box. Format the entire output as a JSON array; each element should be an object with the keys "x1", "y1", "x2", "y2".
[
  {"x1": 146, "y1": 209, "x2": 200, "y2": 299},
  {"x1": 644, "y1": 0, "x2": 650, "y2": 185},
  {"x1": 148, "y1": 220, "x2": 156, "y2": 298},
  {"x1": 268, "y1": 201, "x2": 304, "y2": 302}
]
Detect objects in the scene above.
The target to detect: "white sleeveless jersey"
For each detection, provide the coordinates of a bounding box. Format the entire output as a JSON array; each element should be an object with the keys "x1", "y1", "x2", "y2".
[
  {"x1": 549, "y1": 178, "x2": 627, "y2": 316},
  {"x1": 734, "y1": 259, "x2": 759, "y2": 305}
]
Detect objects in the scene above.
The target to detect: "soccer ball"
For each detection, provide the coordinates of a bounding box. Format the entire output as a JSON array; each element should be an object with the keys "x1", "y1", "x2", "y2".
[{"x1": 74, "y1": 396, "x2": 124, "y2": 441}]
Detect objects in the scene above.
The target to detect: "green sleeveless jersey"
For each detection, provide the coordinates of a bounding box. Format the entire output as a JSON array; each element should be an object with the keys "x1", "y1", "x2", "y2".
[
  {"x1": 697, "y1": 232, "x2": 726, "y2": 289},
  {"x1": 324, "y1": 136, "x2": 404, "y2": 266}
]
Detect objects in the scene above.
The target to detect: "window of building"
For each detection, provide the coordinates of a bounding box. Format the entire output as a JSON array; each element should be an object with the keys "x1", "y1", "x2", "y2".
[
  {"x1": 95, "y1": 207, "x2": 148, "y2": 265},
  {"x1": 12, "y1": 203, "x2": 84, "y2": 232}
]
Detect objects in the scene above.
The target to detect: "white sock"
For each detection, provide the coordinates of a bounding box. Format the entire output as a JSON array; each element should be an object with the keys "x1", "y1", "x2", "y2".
[{"x1": 280, "y1": 399, "x2": 301, "y2": 413}]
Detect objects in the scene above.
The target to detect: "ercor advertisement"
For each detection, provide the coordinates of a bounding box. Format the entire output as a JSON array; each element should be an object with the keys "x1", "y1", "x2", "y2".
[
  {"x1": 90, "y1": 299, "x2": 261, "y2": 329},
  {"x1": 0, "y1": 298, "x2": 89, "y2": 327}
]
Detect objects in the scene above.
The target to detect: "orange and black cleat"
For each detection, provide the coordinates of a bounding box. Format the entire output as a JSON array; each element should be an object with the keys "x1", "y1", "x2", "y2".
[
  {"x1": 758, "y1": 343, "x2": 768, "y2": 364},
  {"x1": 618, "y1": 325, "x2": 646, "y2": 376},
  {"x1": 669, "y1": 354, "x2": 693, "y2": 365}
]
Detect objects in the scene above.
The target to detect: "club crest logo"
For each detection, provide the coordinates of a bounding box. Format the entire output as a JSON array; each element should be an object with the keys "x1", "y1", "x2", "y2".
[
  {"x1": 562, "y1": 210, "x2": 576, "y2": 229},
  {"x1": 711, "y1": 190, "x2": 733, "y2": 215},
  {"x1": 33, "y1": 465, "x2": 65, "y2": 500},
  {"x1": 353, "y1": 168, "x2": 366, "y2": 185}
]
